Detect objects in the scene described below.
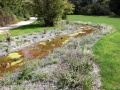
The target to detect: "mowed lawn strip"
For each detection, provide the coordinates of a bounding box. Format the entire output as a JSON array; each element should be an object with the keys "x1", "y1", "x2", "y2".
[
  {"x1": 0, "y1": 21, "x2": 54, "y2": 40},
  {"x1": 67, "y1": 15, "x2": 120, "y2": 89}
]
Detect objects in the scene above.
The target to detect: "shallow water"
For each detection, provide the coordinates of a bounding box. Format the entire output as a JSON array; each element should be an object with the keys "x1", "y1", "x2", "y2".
[{"x1": 0, "y1": 29, "x2": 94, "y2": 77}]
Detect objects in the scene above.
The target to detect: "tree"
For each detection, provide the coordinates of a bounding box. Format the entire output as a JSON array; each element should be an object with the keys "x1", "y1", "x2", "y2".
[
  {"x1": 110, "y1": 0, "x2": 120, "y2": 15},
  {"x1": 33, "y1": 0, "x2": 74, "y2": 26},
  {"x1": 9, "y1": 0, "x2": 30, "y2": 19},
  {"x1": 69, "y1": 0, "x2": 111, "y2": 15},
  {"x1": 0, "y1": 0, "x2": 31, "y2": 26},
  {"x1": 69, "y1": 0, "x2": 93, "y2": 14}
]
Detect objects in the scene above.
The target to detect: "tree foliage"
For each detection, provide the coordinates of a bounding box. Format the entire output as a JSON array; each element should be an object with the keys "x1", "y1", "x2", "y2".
[
  {"x1": 0, "y1": 0, "x2": 31, "y2": 26},
  {"x1": 69, "y1": 0, "x2": 93, "y2": 14},
  {"x1": 0, "y1": 0, "x2": 30, "y2": 20},
  {"x1": 109, "y1": 0, "x2": 120, "y2": 15},
  {"x1": 69, "y1": 0, "x2": 120, "y2": 16},
  {"x1": 33, "y1": 0, "x2": 74, "y2": 26}
]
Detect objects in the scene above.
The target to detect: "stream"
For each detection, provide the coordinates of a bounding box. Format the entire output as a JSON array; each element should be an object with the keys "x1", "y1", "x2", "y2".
[{"x1": 0, "y1": 29, "x2": 94, "y2": 77}]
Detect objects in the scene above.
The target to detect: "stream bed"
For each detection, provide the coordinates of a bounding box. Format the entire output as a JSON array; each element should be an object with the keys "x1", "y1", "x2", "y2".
[{"x1": 0, "y1": 23, "x2": 96, "y2": 77}]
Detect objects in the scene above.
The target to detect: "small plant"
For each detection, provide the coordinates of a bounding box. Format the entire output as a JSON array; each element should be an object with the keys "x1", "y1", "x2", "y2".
[
  {"x1": 66, "y1": 20, "x2": 70, "y2": 24},
  {"x1": 17, "y1": 61, "x2": 36, "y2": 80},
  {"x1": 48, "y1": 54, "x2": 58, "y2": 64},
  {"x1": 56, "y1": 72, "x2": 72, "y2": 89},
  {"x1": 6, "y1": 33, "x2": 11, "y2": 43},
  {"x1": 82, "y1": 76, "x2": 94, "y2": 90},
  {"x1": 37, "y1": 59, "x2": 46, "y2": 67},
  {"x1": 32, "y1": 72, "x2": 50, "y2": 83},
  {"x1": 43, "y1": 30, "x2": 47, "y2": 34},
  {"x1": 0, "y1": 72, "x2": 15, "y2": 86}
]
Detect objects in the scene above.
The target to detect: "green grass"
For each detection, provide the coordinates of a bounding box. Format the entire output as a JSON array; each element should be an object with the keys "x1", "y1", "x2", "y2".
[
  {"x1": 67, "y1": 15, "x2": 120, "y2": 89},
  {"x1": 0, "y1": 21, "x2": 54, "y2": 40}
]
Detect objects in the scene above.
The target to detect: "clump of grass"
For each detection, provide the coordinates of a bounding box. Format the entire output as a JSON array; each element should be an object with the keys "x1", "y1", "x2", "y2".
[
  {"x1": 48, "y1": 54, "x2": 59, "y2": 64},
  {"x1": 32, "y1": 71, "x2": 50, "y2": 83},
  {"x1": 17, "y1": 61, "x2": 36, "y2": 81},
  {"x1": 0, "y1": 72, "x2": 14, "y2": 86},
  {"x1": 82, "y1": 76, "x2": 94, "y2": 90}
]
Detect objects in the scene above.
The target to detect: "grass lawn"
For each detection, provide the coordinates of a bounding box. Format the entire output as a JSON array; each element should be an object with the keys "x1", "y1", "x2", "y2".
[
  {"x1": 67, "y1": 15, "x2": 120, "y2": 90},
  {"x1": 0, "y1": 21, "x2": 54, "y2": 40}
]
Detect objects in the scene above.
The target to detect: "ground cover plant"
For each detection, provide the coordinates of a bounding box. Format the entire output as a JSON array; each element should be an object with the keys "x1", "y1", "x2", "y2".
[
  {"x1": 0, "y1": 21, "x2": 87, "y2": 56},
  {"x1": 67, "y1": 15, "x2": 120, "y2": 89},
  {"x1": 0, "y1": 0, "x2": 120, "y2": 89},
  {"x1": 0, "y1": 21, "x2": 114, "y2": 90}
]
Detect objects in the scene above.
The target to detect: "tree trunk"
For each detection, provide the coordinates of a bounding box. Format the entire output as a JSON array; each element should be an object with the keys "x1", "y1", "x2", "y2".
[{"x1": 44, "y1": 19, "x2": 54, "y2": 26}]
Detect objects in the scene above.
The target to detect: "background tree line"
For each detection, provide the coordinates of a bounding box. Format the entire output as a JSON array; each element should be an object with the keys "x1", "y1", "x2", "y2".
[
  {"x1": 0, "y1": 0, "x2": 31, "y2": 26},
  {"x1": 0, "y1": 0, "x2": 119, "y2": 27},
  {"x1": 69, "y1": 0, "x2": 120, "y2": 16},
  {"x1": 0, "y1": 0, "x2": 74, "y2": 27}
]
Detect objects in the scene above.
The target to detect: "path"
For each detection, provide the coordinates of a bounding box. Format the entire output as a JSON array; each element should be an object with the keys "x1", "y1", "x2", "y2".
[{"x1": 0, "y1": 17, "x2": 37, "y2": 34}]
